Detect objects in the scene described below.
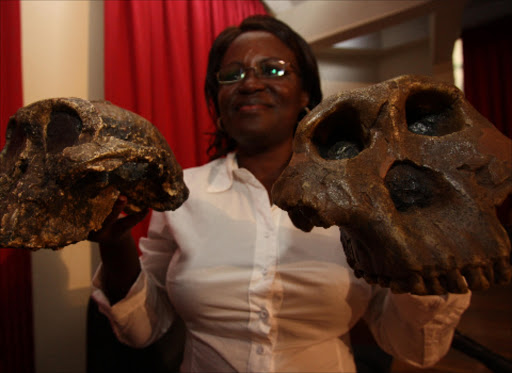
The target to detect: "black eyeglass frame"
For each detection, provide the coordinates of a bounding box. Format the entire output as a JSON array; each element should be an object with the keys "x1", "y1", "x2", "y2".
[{"x1": 216, "y1": 58, "x2": 297, "y2": 85}]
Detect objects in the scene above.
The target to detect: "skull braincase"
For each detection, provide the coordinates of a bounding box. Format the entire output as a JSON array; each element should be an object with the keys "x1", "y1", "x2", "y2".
[
  {"x1": 272, "y1": 75, "x2": 512, "y2": 295},
  {"x1": 0, "y1": 98, "x2": 189, "y2": 250}
]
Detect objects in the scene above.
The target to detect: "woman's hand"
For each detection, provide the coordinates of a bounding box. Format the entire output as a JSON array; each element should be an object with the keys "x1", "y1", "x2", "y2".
[
  {"x1": 90, "y1": 195, "x2": 148, "y2": 304},
  {"x1": 88, "y1": 196, "x2": 148, "y2": 247}
]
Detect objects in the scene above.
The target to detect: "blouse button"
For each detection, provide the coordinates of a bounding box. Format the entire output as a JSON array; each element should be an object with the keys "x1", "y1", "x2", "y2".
[
  {"x1": 260, "y1": 308, "x2": 269, "y2": 320},
  {"x1": 256, "y1": 345, "x2": 264, "y2": 355}
]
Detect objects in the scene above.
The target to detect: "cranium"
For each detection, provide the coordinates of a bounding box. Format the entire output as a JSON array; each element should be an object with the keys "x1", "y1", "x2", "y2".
[
  {"x1": 0, "y1": 98, "x2": 188, "y2": 250},
  {"x1": 272, "y1": 75, "x2": 512, "y2": 295}
]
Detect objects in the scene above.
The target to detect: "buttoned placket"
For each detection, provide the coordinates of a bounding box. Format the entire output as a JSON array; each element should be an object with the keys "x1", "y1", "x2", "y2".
[{"x1": 235, "y1": 168, "x2": 280, "y2": 373}]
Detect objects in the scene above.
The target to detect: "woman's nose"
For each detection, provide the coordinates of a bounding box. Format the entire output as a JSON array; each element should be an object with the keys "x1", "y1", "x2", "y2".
[{"x1": 237, "y1": 68, "x2": 265, "y2": 91}]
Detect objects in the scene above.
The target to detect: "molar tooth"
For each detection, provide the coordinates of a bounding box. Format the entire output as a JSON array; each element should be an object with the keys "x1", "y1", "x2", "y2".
[
  {"x1": 425, "y1": 276, "x2": 446, "y2": 295},
  {"x1": 494, "y1": 257, "x2": 512, "y2": 284},
  {"x1": 445, "y1": 268, "x2": 468, "y2": 293},
  {"x1": 463, "y1": 266, "x2": 490, "y2": 291},
  {"x1": 409, "y1": 273, "x2": 427, "y2": 295},
  {"x1": 482, "y1": 263, "x2": 495, "y2": 284}
]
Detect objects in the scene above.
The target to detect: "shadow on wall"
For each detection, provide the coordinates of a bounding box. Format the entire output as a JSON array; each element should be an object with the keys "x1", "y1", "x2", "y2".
[{"x1": 32, "y1": 246, "x2": 89, "y2": 373}]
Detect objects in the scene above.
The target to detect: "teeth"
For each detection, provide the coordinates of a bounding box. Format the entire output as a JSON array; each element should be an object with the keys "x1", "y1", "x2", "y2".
[
  {"x1": 345, "y1": 257, "x2": 509, "y2": 295},
  {"x1": 425, "y1": 276, "x2": 446, "y2": 295},
  {"x1": 445, "y1": 268, "x2": 468, "y2": 293},
  {"x1": 478, "y1": 267, "x2": 491, "y2": 290},
  {"x1": 462, "y1": 266, "x2": 490, "y2": 291},
  {"x1": 483, "y1": 263, "x2": 495, "y2": 284},
  {"x1": 494, "y1": 257, "x2": 512, "y2": 284},
  {"x1": 409, "y1": 273, "x2": 428, "y2": 295}
]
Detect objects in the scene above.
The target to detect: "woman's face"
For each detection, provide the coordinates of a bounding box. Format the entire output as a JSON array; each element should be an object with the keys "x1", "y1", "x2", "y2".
[{"x1": 217, "y1": 31, "x2": 309, "y2": 153}]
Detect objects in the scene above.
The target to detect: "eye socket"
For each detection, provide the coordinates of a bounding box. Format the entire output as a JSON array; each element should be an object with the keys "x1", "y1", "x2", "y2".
[
  {"x1": 46, "y1": 108, "x2": 83, "y2": 153},
  {"x1": 406, "y1": 89, "x2": 463, "y2": 136},
  {"x1": 0, "y1": 118, "x2": 28, "y2": 174},
  {"x1": 313, "y1": 104, "x2": 366, "y2": 160}
]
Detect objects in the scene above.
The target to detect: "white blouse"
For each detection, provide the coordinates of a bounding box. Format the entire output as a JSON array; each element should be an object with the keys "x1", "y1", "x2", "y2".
[{"x1": 92, "y1": 152, "x2": 471, "y2": 373}]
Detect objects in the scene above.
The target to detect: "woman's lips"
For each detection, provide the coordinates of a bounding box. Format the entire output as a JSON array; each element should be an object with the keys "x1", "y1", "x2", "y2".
[
  {"x1": 237, "y1": 103, "x2": 269, "y2": 112},
  {"x1": 235, "y1": 99, "x2": 272, "y2": 112}
]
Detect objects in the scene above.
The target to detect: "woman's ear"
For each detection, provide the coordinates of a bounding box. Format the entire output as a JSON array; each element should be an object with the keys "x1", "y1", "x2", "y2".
[{"x1": 300, "y1": 90, "x2": 310, "y2": 110}]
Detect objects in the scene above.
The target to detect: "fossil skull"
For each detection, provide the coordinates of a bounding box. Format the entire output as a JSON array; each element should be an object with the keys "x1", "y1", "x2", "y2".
[
  {"x1": 272, "y1": 75, "x2": 512, "y2": 295},
  {"x1": 0, "y1": 98, "x2": 189, "y2": 250}
]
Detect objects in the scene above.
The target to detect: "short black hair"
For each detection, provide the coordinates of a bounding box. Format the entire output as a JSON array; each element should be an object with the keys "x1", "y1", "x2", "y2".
[{"x1": 205, "y1": 15, "x2": 322, "y2": 160}]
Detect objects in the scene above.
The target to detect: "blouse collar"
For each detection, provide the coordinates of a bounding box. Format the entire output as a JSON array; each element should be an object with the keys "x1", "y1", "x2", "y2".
[{"x1": 206, "y1": 152, "x2": 238, "y2": 193}]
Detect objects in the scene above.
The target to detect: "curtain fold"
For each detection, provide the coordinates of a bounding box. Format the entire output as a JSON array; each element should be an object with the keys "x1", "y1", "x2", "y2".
[
  {"x1": 0, "y1": 1, "x2": 35, "y2": 373},
  {"x1": 462, "y1": 16, "x2": 512, "y2": 234},
  {"x1": 462, "y1": 16, "x2": 512, "y2": 139},
  {"x1": 104, "y1": 0, "x2": 267, "y2": 243}
]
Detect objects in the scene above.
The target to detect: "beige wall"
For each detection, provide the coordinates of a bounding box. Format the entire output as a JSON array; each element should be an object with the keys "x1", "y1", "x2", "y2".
[{"x1": 21, "y1": 1, "x2": 103, "y2": 372}]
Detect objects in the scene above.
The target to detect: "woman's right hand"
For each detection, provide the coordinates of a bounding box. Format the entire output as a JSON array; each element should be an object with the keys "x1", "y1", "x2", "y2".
[
  {"x1": 88, "y1": 195, "x2": 148, "y2": 247},
  {"x1": 90, "y1": 195, "x2": 148, "y2": 303}
]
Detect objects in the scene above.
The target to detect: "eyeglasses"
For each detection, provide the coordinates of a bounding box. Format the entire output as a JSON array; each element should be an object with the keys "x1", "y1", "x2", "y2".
[{"x1": 217, "y1": 58, "x2": 295, "y2": 84}]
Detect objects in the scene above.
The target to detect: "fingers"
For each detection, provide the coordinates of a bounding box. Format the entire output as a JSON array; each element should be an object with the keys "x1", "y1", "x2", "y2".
[
  {"x1": 102, "y1": 196, "x2": 128, "y2": 227},
  {"x1": 113, "y1": 209, "x2": 149, "y2": 235},
  {"x1": 88, "y1": 196, "x2": 148, "y2": 244}
]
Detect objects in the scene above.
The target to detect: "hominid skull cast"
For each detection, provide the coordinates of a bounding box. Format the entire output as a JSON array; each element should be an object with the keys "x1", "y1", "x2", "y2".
[
  {"x1": 272, "y1": 75, "x2": 512, "y2": 295},
  {"x1": 0, "y1": 98, "x2": 189, "y2": 250}
]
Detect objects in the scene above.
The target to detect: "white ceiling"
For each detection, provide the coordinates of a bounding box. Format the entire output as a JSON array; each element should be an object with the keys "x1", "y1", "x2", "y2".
[{"x1": 263, "y1": 0, "x2": 511, "y2": 55}]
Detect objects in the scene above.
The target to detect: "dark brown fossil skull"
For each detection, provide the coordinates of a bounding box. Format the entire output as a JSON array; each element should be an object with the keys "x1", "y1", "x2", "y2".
[
  {"x1": 272, "y1": 75, "x2": 512, "y2": 295},
  {"x1": 0, "y1": 98, "x2": 189, "y2": 250}
]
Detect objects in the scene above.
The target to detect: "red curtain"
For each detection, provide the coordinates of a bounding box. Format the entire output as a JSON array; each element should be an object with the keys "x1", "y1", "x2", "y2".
[
  {"x1": 104, "y1": 0, "x2": 267, "y2": 243},
  {"x1": 0, "y1": 1, "x2": 35, "y2": 373},
  {"x1": 462, "y1": 16, "x2": 512, "y2": 139},
  {"x1": 462, "y1": 17, "x2": 512, "y2": 228}
]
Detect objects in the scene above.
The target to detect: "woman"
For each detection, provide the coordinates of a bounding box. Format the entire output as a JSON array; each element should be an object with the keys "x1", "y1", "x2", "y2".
[{"x1": 91, "y1": 15, "x2": 470, "y2": 372}]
